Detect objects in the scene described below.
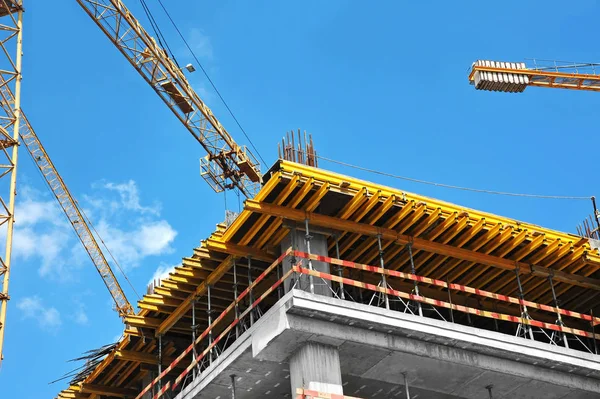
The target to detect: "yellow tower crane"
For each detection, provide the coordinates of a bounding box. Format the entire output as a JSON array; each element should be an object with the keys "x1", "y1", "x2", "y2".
[
  {"x1": 75, "y1": 0, "x2": 262, "y2": 198},
  {"x1": 468, "y1": 59, "x2": 600, "y2": 93},
  {"x1": 0, "y1": 0, "x2": 23, "y2": 364}
]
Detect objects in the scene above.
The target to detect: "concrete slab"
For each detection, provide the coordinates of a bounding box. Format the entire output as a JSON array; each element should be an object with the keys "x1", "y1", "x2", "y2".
[{"x1": 176, "y1": 290, "x2": 600, "y2": 399}]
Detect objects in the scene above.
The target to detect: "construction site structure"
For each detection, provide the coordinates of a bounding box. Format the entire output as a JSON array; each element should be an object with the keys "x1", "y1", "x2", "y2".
[
  {"x1": 469, "y1": 59, "x2": 600, "y2": 93},
  {"x1": 0, "y1": 0, "x2": 23, "y2": 363},
  {"x1": 54, "y1": 160, "x2": 600, "y2": 399}
]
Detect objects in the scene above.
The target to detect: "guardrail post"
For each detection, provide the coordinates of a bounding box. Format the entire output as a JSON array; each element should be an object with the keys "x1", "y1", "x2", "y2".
[
  {"x1": 233, "y1": 259, "x2": 240, "y2": 339},
  {"x1": 377, "y1": 234, "x2": 389, "y2": 310},
  {"x1": 548, "y1": 274, "x2": 569, "y2": 348},
  {"x1": 304, "y1": 218, "x2": 315, "y2": 294},
  {"x1": 407, "y1": 242, "x2": 422, "y2": 316},
  {"x1": 248, "y1": 256, "x2": 254, "y2": 326},
  {"x1": 334, "y1": 234, "x2": 345, "y2": 300},
  {"x1": 207, "y1": 284, "x2": 214, "y2": 363},
  {"x1": 515, "y1": 268, "x2": 534, "y2": 340},
  {"x1": 191, "y1": 298, "x2": 198, "y2": 378}
]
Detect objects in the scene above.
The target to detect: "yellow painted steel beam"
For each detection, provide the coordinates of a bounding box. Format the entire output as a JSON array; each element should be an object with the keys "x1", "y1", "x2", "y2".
[
  {"x1": 245, "y1": 200, "x2": 600, "y2": 290},
  {"x1": 203, "y1": 239, "x2": 274, "y2": 263},
  {"x1": 303, "y1": 181, "x2": 331, "y2": 212},
  {"x1": 336, "y1": 195, "x2": 398, "y2": 257},
  {"x1": 156, "y1": 255, "x2": 234, "y2": 336},
  {"x1": 469, "y1": 63, "x2": 600, "y2": 92},
  {"x1": 401, "y1": 217, "x2": 485, "y2": 274},
  {"x1": 239, "y1": 175, "x2": 300, "y2": 246},
  {"x1": 277, "y1": 160, "x2": 593, "y2": 250},
  {"x1": 457, "y1": 230, "x2": 528, "y2": 287},
  {"x1": 288, "y1": 177, "x2": 315, "y2": 208},
  {"x1": 80, "y1": 383, "x2": 138, "y2": 398},
  {"x1": 485, "y1": 236, "x2": 557, "y2": 295},
  {"x1": 338, "y1": 187, "x2": 368, "y2": 219},
  {"x1": 347, "y1": 200, "x2": 420, "y2": 263},
  {"x1": 114, "y1": 350, "x2": 179, "y2": 366},
  {"x1": 220, "y1": 171, "x2": 283, "y2": 243},
  {"x1": 417, "y1": 216, "x2": 472, "y2": 276},
  {"x1": 264, "y1": 181, "x2": 332, "y2": 249}
]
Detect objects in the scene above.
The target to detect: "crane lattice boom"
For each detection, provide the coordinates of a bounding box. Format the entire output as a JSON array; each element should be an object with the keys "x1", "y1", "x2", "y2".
[
  {"x1": 75, "y1": 0, "x2": 262, "y2": 197},
  {"x1": 0, "y1": 75, "x2": 134, "y2": 319},
  {"x1": 469, "y1": 59, "x2": 600, "y2": 93}
]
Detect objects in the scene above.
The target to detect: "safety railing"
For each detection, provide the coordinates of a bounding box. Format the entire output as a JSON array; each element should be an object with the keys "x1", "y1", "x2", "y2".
[{"x1": 135, "y1": 246, "x2": 600, "y2": 399}]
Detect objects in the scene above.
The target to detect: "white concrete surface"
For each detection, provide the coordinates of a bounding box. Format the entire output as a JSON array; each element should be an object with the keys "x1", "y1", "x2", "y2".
[{"x1": 176, "y1": 290, "x2": 600, "y2": 399}]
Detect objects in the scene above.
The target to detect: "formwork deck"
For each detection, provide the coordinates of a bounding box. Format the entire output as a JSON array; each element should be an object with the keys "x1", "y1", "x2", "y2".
[{"x1": 55, "y1": 160, "x2": 600, "y2": 399}]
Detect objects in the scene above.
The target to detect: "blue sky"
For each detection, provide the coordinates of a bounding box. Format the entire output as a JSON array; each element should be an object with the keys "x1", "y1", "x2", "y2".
[{"x1": 3, "y1": 1, "x2": 600, "y2": 397}]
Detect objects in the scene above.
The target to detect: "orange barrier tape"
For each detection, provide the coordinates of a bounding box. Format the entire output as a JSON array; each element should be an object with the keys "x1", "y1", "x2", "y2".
[
  {"x1": 292, "y1": 265, "x2": 600, "y2": 341},
  {"x1": 292, "y1": 250, "x2": 600, "y2": 325},
  {"x1": 136, "y1": 249, "x2": 291, "y2": 399}
]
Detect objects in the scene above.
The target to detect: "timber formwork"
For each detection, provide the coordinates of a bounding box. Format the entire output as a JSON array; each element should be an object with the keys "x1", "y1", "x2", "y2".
[{"x1": 55, "y1": 160, "x2": 600, "y2": 399}]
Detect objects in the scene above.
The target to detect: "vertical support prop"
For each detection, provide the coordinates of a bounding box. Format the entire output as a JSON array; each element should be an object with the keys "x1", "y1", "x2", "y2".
[
  {"x1": 304, "y1": 218, "x2": 315, "y2": 294},
  {"x1": 486, "y1": 384, "x2": 494, "y2": 399},
  {"x1": 403, "y1": 372, "x2": 411, "y2": 399},
  {"x1": 207, "y1": 284, "x2": 214, "y2": 363},
  {"x1": 230, "y1": 374, "x2": 237, "y2": 399},
  {"x1": 548, "y1": 275, "x2": 569, "y2": 348},
  {"x1": 446, "y1": 278, "x2": 454, "y2": 323},
  {"x1": 233, "y1": 260, "x2": 240, "y2": 339},
  {"x1": 157, "y1": 334, "x2": 163, "y2": 392},
  {"x1": 248, "y1": 257, "x2": 254, "y2": 326},
  {"x1": 191, "y1": 298, "x2": 197, "y2": 378},
  {"x1": 407, "y1": 242, "x2": 422, "y2": 317},
  {"x1": 334, "y1": 234, "x2": 345, "y2": 300},
  {"x1": 515, "y1": 268, "x2": 534, "y2": 340},
  {"x1": 377, "y1": 234, "x2": 390, "y2": 310},
  {"x1": 591, "y1": 309, "x2": 598, "y2": 355}
]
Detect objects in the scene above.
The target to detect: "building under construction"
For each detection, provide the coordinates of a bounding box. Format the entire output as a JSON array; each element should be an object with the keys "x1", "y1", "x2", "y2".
[
  {"x1": 0, "y1": 1, "x2": 599, "y2": 399},
  {"x1": 52, "y1": 156, "x2": 600, "y2": 399}
]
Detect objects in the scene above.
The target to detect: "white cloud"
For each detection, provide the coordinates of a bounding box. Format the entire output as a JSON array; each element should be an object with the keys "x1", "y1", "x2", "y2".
[
  {"x1": 188, "y1": 28, "x2": 213, "y2": 60},
  {"x1": 149, "y1": 262, "x2": 179, "y2": 285},
  {"x1": 102, "y1": 180, "x2": 160, "y2": 216},
  {"x1": 17, "y1": 296, "x2": 62, "y2": 332},
  {"x1": 0, "y1": 179, "x2": 177, "y2": 281}
]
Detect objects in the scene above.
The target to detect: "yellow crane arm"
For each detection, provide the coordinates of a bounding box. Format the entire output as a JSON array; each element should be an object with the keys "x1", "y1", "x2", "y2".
[
  {"x1": 469, "y1": 60, "x2": 600, "y2": 93},
  {"x1": 0, "y1": 80, "x2": 134, "y2": 319},
  {"x1": 75, "y1": 0, "x2": 262, "y2": 197}
]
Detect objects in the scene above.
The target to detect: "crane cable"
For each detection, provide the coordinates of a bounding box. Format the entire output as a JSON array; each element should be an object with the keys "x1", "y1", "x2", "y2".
[
  {"x1": 138, "y1": 0, "x2": 180, "y2": 67},
  {"x1": 316, "y1": 154, "x2": 592, "y2": 201},
  {"x1": 155, "y1": 0, "x2": 267, "y2": 167},
  {"x1": 78, "y1": 203, "x2": 141, "y2": 300}
]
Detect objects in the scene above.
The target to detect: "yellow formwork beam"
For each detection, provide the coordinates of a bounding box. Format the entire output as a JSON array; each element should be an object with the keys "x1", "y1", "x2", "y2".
[{"x1": 245, "y1": 200, "x2": 600, "y2": 290}]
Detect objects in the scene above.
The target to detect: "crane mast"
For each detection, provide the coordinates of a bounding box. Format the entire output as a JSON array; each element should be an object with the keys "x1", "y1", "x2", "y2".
[
  {"x1": 0, "y1": 0, "x2": 23, "y2": 363},
  {"x1": 75, "y1": 0, "x2": 262, "y2": 198},
  {"x1": 469, "y1": 59, "x2": 600, "y2": 93}
]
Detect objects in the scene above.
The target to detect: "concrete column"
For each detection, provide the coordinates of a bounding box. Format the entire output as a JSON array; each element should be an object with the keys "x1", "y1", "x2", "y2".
[
  {"x1": 289, "y1": 342, "x2": 343, "y2": 396},
  {"x1": 281, "y1": 229, "x2": 332, "y2": 296}
]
